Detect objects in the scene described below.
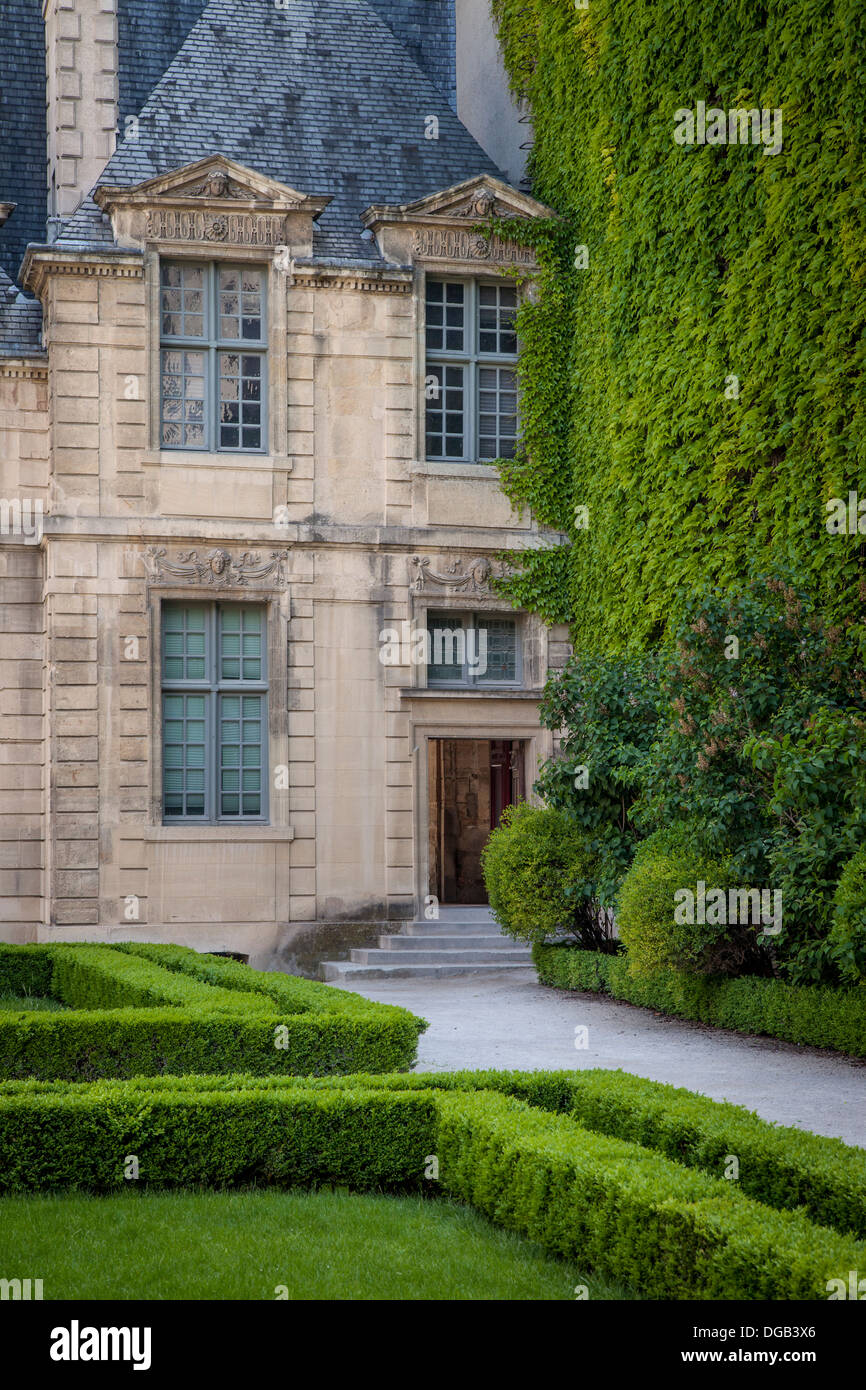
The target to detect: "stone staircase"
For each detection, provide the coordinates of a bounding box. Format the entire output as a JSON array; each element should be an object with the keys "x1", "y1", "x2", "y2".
[{"x1": 318, "y1": 906, "x2": 534, "y2": 981}]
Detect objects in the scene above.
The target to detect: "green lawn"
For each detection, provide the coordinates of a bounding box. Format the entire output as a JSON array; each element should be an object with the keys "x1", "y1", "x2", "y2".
[
  {"x1": 0, "y1": 992, "x2": 66, "y2": 1012},
  {"x1": 0, "y1": 1189, "x2": 633, "y2": 1300}
]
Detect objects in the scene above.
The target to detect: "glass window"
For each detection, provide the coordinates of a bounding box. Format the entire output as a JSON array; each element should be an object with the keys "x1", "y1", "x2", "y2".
[
  {"x1": 426, "y1": 609, "x2": 520, "y2": 686},
  {"x1": 425, "y1": 279, "x2": 518, "y2": 462},
  {"x1": 161, "y1": 602, "x2": 268, "y2": 822},
  {"x1": 160, "y1": 262, "x2": 267, "y2": 452}
]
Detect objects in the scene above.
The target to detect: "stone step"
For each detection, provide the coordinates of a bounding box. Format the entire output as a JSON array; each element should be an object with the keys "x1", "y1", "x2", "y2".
[
  {"x1": 403, "y1": 922, "x2": 505, "y2": 936},
  {"x1": 320, "y1": 960, "x2": 534, "y2": 982},
  {"x1": 377, "y1": 933, "x2": 520, "y2": 950},
  {"x1": 349, "y1": 946, "x2": 531, "y2": 965}
]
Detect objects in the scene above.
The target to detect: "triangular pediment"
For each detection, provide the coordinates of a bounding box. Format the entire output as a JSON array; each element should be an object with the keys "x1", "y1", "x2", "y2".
[
  {"x1": 95, "y1": 157, "x2": 331, "y2": 216},
  {"x1": 362, "y1": 176, "x2": 554, "y2": 230}
]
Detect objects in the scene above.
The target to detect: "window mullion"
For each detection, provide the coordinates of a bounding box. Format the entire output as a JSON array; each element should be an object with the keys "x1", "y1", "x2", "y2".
[
  {"x1": 468, "y1": 285, "x2": 477, "y2": 462},
  {"x1": 209, "y1": 605, "x2": 218, "y2": 824}
]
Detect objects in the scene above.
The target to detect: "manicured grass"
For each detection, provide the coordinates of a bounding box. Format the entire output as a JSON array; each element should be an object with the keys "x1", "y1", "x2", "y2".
[
  {"x1": 0, "y1": 993, "x2": 66, "y2": 1013},
  {"x1": 0, "y1": 1188, "x2": 633, "y2": 1301}
]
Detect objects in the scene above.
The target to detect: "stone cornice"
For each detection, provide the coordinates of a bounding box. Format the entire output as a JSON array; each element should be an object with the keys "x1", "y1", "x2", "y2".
[
  {"x1": 0, "y1": 357, "x2": 48, "y2": 380},
  {"x1": 21, "y1": 248, "x2": 144, "y2": 297},
  {"x1": 290, "y1": 264, "x2": 413, "y2": 295}
]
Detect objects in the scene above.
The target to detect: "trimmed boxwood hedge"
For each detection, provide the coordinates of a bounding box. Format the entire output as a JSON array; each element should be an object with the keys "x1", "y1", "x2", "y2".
[
  {"x1": 0, "y1": 944, "x2": 425, "y2": 1078},
  {"x1": 3, "y1": 1067, "x2": 863, "y2": 1240},
  {"x1": 533, "y1": 943, "x2": 866, "y2": 1059},
  {"x1": 0, "y1": 1075, "x2": 862, "y2": 1301}
]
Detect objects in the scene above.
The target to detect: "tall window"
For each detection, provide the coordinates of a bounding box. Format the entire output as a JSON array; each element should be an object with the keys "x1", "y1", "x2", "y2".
[
  {"x1": 159, "y1": 262, "x2": 267, "y2": 452},
  {"x1": 161, "y1": 602, "x2": 268, "y2": 822},
  {"x1": 426, "y1": 610, "x2": 520, "y2": 686},
  {"x1": 425, "y1": 279, "x2": 518, "y2": 462}
]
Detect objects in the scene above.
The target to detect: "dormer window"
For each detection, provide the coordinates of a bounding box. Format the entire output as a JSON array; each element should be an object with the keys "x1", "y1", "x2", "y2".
[
  {"x1": 424, "y1": 278, "x2": 518, "y2": 463},
  {"x1": 159, "y1": 261, "x2": 267, "y2": 452}
]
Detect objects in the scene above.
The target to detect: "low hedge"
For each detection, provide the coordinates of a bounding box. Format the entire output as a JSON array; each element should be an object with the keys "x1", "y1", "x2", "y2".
[
  {"x1": 3, "y1": 1068, "x2": 863, "y2": 1240},
  {"x1": 533, "y1": 943, "x2": 866, "y2": 1059},
  {"x1": 0, "y1": 944, "x2": 55, "y2": 998},
  {"x1": 112, "y1": 942, "x2": 392, "y2": 1016},
  {"x1": 0, "y1": 1085, "x2": 435, "y2": 1193},
  {"x1": 0, "y1": 944, "x2": 426, "y2": 1078},
  {"x1": 435, "y1": 1090, "x2": 866, "y2": 1301},
  {"x1": 0, "y1": 1075, "x2": 863, "y2": 1300}
]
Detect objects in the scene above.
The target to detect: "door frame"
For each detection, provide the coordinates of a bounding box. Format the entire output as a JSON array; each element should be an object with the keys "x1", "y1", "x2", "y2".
[{"x1": 410, "y1": 713, "x2": 548, "y2": 918}]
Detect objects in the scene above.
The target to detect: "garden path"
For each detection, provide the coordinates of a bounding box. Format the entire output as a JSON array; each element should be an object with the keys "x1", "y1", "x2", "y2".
[{"x1": 333, "y1": 968, "x2": 865, "y2": 1146}]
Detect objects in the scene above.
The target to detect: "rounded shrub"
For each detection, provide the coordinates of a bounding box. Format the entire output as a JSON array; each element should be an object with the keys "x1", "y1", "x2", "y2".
[
  {"x1": 481, "y1": 803, "x2": 607, "y2": 948},
  {"x1": 829, "y1": 847, "x2": 866, "y2": 986},
  {"x1": 616, "y1": 824, "x2": 773, "y2": 978}
]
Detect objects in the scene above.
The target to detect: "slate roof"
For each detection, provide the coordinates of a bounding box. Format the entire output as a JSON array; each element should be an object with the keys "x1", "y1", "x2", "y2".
[
  {"x1": 0, "y1": 0, "x2": 47, "y2": 286},
  {"x1": 0, "y1": 265, "x2": 43, "y2": 355},
  {"x1": 57, "y1": 0, "x2": 503, "y2": 262}
]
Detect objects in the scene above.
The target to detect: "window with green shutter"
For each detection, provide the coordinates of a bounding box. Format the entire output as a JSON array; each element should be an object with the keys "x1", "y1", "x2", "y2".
[
  {"x1": 425, "y1": 610, "x2": 521, "y2": 686},
  {"x1": 161, "y1": 602, "x2": 268, "y2": 823}
]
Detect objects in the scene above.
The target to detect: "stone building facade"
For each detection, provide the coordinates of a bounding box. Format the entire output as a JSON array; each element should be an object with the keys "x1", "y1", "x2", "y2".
[{"x1": 0, "y1": 0, "x2": 567, "y2": 968}]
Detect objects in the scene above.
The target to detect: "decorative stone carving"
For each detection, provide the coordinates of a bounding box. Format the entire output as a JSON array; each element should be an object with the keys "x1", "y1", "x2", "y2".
[
  {"x1": 144, "y1": 208, "x2": 292, "y2": 246},
  {"x1": 410, "y1": 228, "x2": 534, "y2": 264},
  {"x1": 187, "y1": 170, "x2": 245, "y2": 199},
  {"x1": 410, "y1": 555, "x2": 509, "y2": 594},
  {"x1": 144, "y1": 547, "x2": 289, "y2": 588},
  {"x1": 452, "y1": 190, "x2": 504, "y2": 218}
]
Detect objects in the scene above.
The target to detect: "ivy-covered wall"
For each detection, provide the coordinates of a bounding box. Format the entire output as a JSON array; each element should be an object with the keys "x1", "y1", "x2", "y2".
[{"x1": 492, "y1": 0, "x2": 866, "y2": 650}]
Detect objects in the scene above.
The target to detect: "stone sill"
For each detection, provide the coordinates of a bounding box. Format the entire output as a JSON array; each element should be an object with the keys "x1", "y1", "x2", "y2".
[
  {"x1": 410, "y1": 461, "x2": 500, "y2": 480},
  {"x1": 144, "y1": 826, "x2": 294, "y2": 842},
  {"x1": 398, "y1": 687, "x2": 544, "y2": 700},
  {"x1": 141, "y1": 450, "x2": 293, "y2": 471}
]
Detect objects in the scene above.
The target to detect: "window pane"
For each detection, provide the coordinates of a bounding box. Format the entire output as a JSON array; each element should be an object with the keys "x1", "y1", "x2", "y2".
[
  {"x1": 426, "y1": 278, "x2": 464, "y2": 352},
  {"x1": 219, "y1": 692, "x2": 263, "y2": 817},
  {"x1": 160, "y1": 262, "x2": 207, "y2": 339},
  {"x1": 219, "y1": 606, "x2": 263, "y2": 682},
  {"x1": 425, "y1": 363, "x2": 465, "y2": 460},
  {"x1": 161, "y1": 349, "x2": 207, "y2": 448},
  {"x1": 218, "y1": 351, "x2": 263, "y2": 449},
  {"x1": 426, "y1": 610, "x2": 465, "y2": 684},
  {"x1": 161, "y1": 604, "x2": 208, "y2": 682},
  {"x1": 477, "y1": 366, "x2": 518, "y2": 461},
  {"x1": 477, "y1": 282, "x2": 518, "y2": 355},
  {"x1": 477, "y1": 618, "x2": 517, "y2": 682},
  {"x1": 219, "y1": 265, "x2": 264, "y2": 343},
  {"x1": 162, "y1": 692, "x2": 208, "y2": 818}
]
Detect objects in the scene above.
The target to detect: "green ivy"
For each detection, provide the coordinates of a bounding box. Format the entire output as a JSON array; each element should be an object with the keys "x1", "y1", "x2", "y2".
[{"x1": 491, "y1": 0, "x2": 866, "y2": 649}]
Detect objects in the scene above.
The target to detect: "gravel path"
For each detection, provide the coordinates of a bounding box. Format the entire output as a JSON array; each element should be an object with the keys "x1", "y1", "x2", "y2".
[{"x1": 334, "y1": 967, "x2": 866, "y2": 1146}]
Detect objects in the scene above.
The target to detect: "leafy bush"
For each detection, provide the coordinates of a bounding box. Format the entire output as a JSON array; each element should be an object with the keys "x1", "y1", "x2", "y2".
[
  {"x1": 531, "y1": 574, "x2": 865, "y2": 986},
  {"x1": 0, "y1": 944, "x2": 426, "y2": 1078},
  {"x1": 481, "y1": 802, "x2": 611, "y2": 948},
  {"x1": 534, "y1": 651, "x2": 660, "y2": 905},
  {"x1": 534, "y1": 943, "x2": 866, "y2": 1059},
  {"x1": 616, "y1": 823, "x2": 773, "y2": 978},
  {"x1": 830, "y1": 846, "x2": 866, "y2": 986}
]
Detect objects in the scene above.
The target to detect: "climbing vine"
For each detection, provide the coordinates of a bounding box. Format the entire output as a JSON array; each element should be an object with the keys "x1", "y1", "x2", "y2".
[{"x1": 489, "y1": 0, "x2": 866, "y2": 652}]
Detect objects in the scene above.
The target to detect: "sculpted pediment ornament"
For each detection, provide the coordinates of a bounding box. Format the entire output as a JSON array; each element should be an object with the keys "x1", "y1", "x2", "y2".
[
  {"x1": 361, "y1": 175, "x2": 554, "y2": 268},
  {"x1": 410, "y1": 554, "x2": 509, "y2": 595},
  {"x1": 144, "y1": 546, "x2": 289, "y2": 588},
  {"x1": 94, "y1": 156, "x2": 331, "y2": 252}
]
